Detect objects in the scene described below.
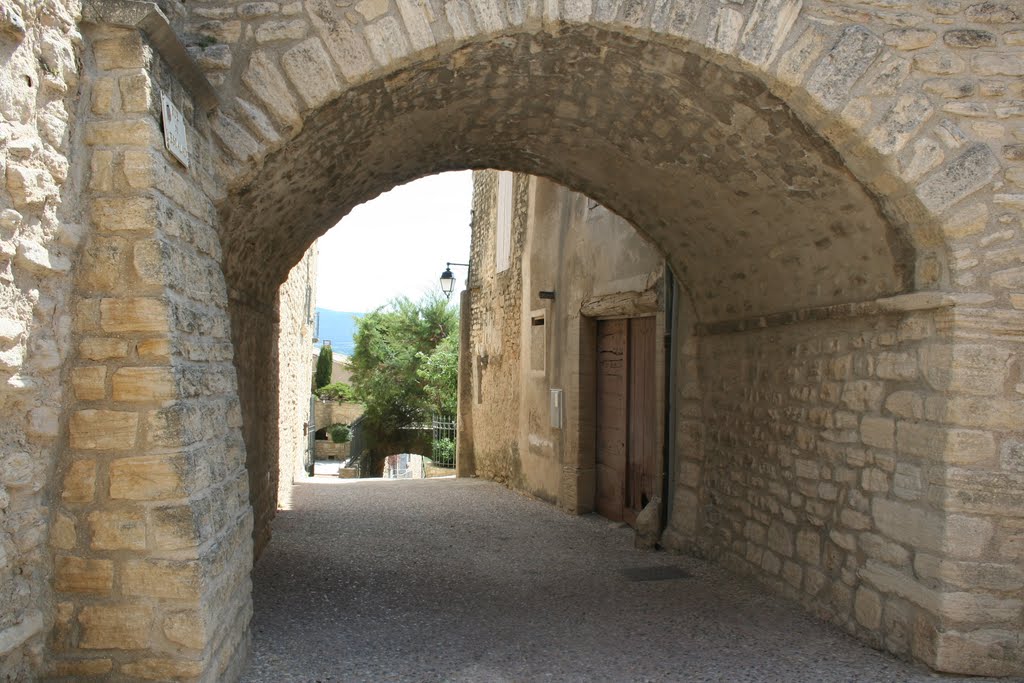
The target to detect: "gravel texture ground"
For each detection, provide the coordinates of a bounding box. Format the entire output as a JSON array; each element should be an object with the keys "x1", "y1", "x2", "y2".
[{"x1": 243, "y1": 477, "x2": 1010, "y2": 683}]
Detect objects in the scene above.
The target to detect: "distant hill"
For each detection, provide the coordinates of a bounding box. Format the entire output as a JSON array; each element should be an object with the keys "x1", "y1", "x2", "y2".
[{"x1": 315, "y1": 308, "x2": 363, "y2": 356}]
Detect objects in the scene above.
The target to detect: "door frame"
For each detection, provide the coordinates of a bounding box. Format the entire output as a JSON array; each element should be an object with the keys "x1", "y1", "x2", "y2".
[{"x1": 569, "y1": 286, "x2": 666, "y2": 517}]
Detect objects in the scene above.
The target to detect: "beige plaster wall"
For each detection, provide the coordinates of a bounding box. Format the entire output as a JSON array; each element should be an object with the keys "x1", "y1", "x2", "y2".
[{"x1": 465, "y1": 171, "x2": 666, "y2": 509}]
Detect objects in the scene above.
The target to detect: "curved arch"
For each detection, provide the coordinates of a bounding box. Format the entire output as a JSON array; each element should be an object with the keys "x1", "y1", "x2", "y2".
[{"x1": 45, "y1": 1, "x2": 1023, "y2": 679}]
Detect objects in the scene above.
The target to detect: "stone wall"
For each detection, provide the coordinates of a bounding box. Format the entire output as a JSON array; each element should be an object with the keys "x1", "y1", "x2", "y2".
[
  {"x1": 666, "y1": 304, "x2": 1023, "y2": 675},
  {"x1": 461, "y1": 170, "x2": 527, "y2": 487},
  {"x1": 276, "y1": 244, "x2": 316, "y2": 511},
  {"x1": 0, "y1": 0, "x2": 84, "y2": 677},
  {"x1": 313, "y1": 399, "x2": 363, "y2": 430},
  {"x1": 51, "y1": 17, "x2": 252, "y2": 680}
]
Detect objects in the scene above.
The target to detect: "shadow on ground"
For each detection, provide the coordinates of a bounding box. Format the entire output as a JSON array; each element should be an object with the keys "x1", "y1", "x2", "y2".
[{"x1": 243, "y1": 478, "x2": 1001, "y2": 683}]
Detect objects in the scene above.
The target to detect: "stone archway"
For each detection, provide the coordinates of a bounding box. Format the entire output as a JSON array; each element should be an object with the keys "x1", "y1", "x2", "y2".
[{"x1": 30, "y1": 0, "x2": 1024, "y2": 679}]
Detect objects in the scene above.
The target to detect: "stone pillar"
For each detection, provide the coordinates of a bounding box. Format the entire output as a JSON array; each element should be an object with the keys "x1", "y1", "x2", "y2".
[{"x1": 51, "y1": 19, "x2": 252, "y2": 680}]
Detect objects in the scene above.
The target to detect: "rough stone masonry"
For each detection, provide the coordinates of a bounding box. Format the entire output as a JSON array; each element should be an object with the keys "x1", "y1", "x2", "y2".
[{"x1": 0, "y1": 0, "x2": 1021, "y2": 679}]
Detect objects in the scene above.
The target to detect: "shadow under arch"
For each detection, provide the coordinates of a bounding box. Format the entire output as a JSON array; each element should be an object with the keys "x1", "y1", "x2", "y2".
[{"x1": 218, "y1": 27, "x2": 940, "y2": 559}]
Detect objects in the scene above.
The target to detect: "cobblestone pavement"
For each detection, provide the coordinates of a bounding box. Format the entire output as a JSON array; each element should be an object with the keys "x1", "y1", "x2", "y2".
[{"x1": 243, "y1": 478, "x2": 1010, "y2": 683}]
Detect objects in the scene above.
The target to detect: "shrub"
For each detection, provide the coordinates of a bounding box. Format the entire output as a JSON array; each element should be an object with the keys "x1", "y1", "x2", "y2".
[
  {"x1": 316, "y1": 381, "x2": 356, "y2": 402},
  {"x1": 329, "y1": 423, "x2": 350, "y2": 444},
  {"x1": 314, "y1": 346, "x2": 333, "y2": 389},
  {"x1": 431, "y1": 437, "x2": 455, "y2": 467}
]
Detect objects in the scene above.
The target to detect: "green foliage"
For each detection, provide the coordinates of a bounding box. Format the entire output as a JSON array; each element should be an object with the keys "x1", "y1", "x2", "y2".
[
  {"x1": 329, "y1": 423, "x2": 350, "y2": 444},
  {"x1": 350, "y1": 294, "x2": 458, "y2": 453},
  {"x1": 417, "y1": 334, "x2": 459, "y2": 416},
  {"x1": 431, "y1": 437, "x2": 456, "y2": 467},
  {"x1": 316, "y1": 381, "x2": 356, "y2": 402},
  {"x1": 314, "y1": 345, "x2": 333, "y2": 389}
]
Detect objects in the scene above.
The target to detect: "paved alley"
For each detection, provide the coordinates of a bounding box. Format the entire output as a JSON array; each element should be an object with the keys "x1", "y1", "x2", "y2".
[{"x1": 243, "y1": 478, "x2": 1004, "y2": 683}]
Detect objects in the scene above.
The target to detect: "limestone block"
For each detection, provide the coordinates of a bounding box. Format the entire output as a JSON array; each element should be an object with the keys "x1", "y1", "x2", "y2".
[
  {"x1": 111, "y1": 367, "x2": 176, "y2": 402},
  {"x1": 937, "y1": 396, "x2": 1024, "y2": 431},
  {"x1": 1001, "y1": 440, "x2": 1024, "y2": 473},
  {"x1": 806, "y1": 26, "x2": 882, "y2": 112},
  {"x1": 469, "y1": 0, "x2": 505, "y2": 33},
  {"x1": 84, "y1": 119, "x2": 161, "y2": 147},
  {"x1": 972, "y1": 54, "x2": 1024, "y2": 76},
  {"x1": 854, "y1": 586, "x2": 883, "y2": 629},
  {"x1": 445, "y1": 0, "x2": 476, "y2": 40},
  {"x1": 873, "y1": 498, "x2": 993, "y2": 558},
  {"x1": 281, "y1": 39, "x2": 342, "y2": 109},
  {"x1": 256, "y1": 19, "x2": 308, "y2": 43},
  {"x1": 916, "y1": 144, "x2": 1000, "y2": 215},
  {"x1": 70, "y1": 410, "x2": 138, "y2": 450},
  {"x1": 307, "y1": 0, "x2": 377, "y2": 82},
  {"x1": 914, "y1": 553, "x2": 1024, "y2": 592},
  {"x1": 242, "y1": 51, "x2": 302, "y2": 128},
  {"x1": 119, "y1": 73, "x2": 152, "y2": 113},
  {"x1": 79, "y1": 337, "x2": 129, "y2": 360},
  {"x1": 766, "y1": 520, "x2": 794, "y2": 557},
  {"x1": 163, "y1": 610, "x2": 207, "y2": 650},
  {"x1": 884, "y1": 390, "x2": 923, "y2": 419},
  {"x1": 861, "y1": 416, "x2": 895, "y2": 450},
  {"x1": 709, "y1": 6, "x2": 744, "y2": 54},
  {"x1": 896, "y1": 421, "x2": 996, "y2": 466},
  {"x1": 874, "y1": 352, "x2": 917, "y2": 381},
  {"x1": 921, "y1": 343, "x2": 1012, "y2": 396},
  {"x1": 395, "y1": 0, "x2": 435, "y2": 50},
  {"x1": 109, "y1": 455, "x2": 185, "y2": 500},
  {"x1": 71, "y1": 367, "x2": 105, "y2": 401},
  {"x1": 884, "y1": 29, "x2": 935, "y2": 51},
  {"x1": 7, "y1": 165, "x2": 56, "y2": 208},
  {"x1": 840, "y1": 508, "x2": 872, "y2": 530},
  {"x1": 364, "y1": 16, "x2": 412, "y2": 65},
  {"x1": 122, "y1": 560, "x2": 201, "y2": 600},
  {"x1": 93, "y1": 34, "x2": 149, "y2": 70},
  {"x1": 55, "y1": 556, "x2": 114, "y2": 594},
  {"x1": 193, "y1": 44, "x2": 234, "y2": 70},
  {"x1": 862, "y1": 467, "x2": 890, "y2": 492},
  {"x1": 137, "y1": 338, "x2": 172, "y2": 360},
  {"x1": 50, "y1": 513, "x2": 77, "y2": 550},
  {"x1": 860, "y1": 532, "x2": 910, "y2": 567},
  {"x1": 944, "y1": 29, "x2": 996, "y2": 48},
  {"x1": 62, "y1": 459, "x2": 97, "y2": 503},
  {"x1": 100, "y1": 298, "x2": 169, "y2": 333},
  {"x1": 840, "y1": 380, "x2": 884, "y2": 412},
  {"x1": 91, "y1": 197, "x2": 157, "y2": 233},
  {"x1": 932, "y1": 629, "x2": 1022, "y2": 677},
  {"x1": 88, "y1": 510, "x2": 146, "y2": 550},
  {"x1": 121, "y1": 658, "x2": 204, "y2": 680},
  {"x1": 79, "y1": 604, "x2": 153, "y2": 649},
  {"x1": 893, "y1": 463, "x2": 923, "y2": 501},
  {"x1": 191, "y1": 20, "x2": 242, "y2": 43},
  {"x1": 151, "y1": 505, "x2": 205, "y2": 550},
  {"x1": 738, "y1": 0, "x2": 801, "y2": 67},
  {"x1": 942, "y1": 202, "x2": 988, "y2": 240},
  {"x1": 54, "y1": 660, "x2": 114, "y2": 677}
]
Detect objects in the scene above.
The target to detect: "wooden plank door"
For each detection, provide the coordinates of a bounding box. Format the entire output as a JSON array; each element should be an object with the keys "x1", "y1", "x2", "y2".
[
  {"x1": 595, "y1": 319, "x2": 627, "y2": 522},
  {"x1": 626, "y1": 316, "x2": 658, "y2": 520}
]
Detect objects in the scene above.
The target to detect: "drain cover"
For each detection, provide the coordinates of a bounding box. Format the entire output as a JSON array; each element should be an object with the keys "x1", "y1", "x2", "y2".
[{"x1": 620, "y1": 566, "x2": 692, "y2": 582}]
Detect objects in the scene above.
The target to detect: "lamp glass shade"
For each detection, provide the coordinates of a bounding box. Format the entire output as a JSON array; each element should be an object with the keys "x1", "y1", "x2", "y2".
[{"x1": 440, "y1": 268, "x2": 456, "y2": 297}]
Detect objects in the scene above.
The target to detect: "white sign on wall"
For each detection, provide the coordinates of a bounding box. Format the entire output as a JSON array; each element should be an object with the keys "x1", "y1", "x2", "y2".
[{"x1": 161, "y1": 93, "x2": 189, "y2": 169}]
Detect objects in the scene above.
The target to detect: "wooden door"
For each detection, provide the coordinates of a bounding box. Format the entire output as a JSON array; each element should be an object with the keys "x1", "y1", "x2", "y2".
[
  {"x1": 627, "y1": 316, "x2": 657, "y2": 519},
  {"x1": 595, "y1": 317, "x2": 659, "y2": 526},
  {"x1": 595, "y1": 319, "x2": 627, "y2": 522}
]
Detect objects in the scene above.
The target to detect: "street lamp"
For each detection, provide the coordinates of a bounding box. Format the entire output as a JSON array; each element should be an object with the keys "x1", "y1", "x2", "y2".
[{"x1": 440, "y1": 262, "x2": 469, "y2": 300}]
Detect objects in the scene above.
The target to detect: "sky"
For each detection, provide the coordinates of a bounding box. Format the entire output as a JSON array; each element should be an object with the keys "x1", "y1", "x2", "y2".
[{"x1": 315, "y1": 171, "x2": 474, "y2": 312}]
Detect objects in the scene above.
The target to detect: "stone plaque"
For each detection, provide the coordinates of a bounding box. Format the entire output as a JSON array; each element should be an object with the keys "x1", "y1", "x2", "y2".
[{"x1": 161, "y1": 94, "x2": 189, "y2": 169}]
